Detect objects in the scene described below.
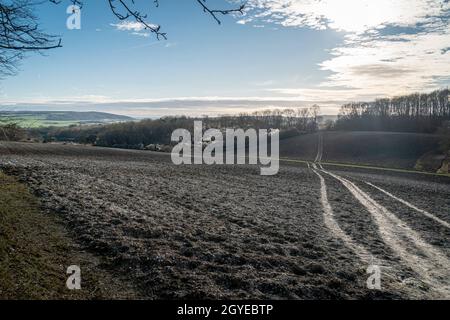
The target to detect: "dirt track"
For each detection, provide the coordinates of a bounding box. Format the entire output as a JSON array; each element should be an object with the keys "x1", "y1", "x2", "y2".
[{"x1": 1, "y1": 141, "x2": 449, "y2": 299}]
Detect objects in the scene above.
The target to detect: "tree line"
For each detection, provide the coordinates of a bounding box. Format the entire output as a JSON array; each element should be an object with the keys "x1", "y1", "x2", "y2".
[
  {"x1": 28, "y1": 107, "x2": 320, "y2": 149},
  {"x1": 333, "y1": 89, "x2": 450, "y2": 133},
  {"x1": 0, "y1": 123, "x2": 25, "y2": 141}
]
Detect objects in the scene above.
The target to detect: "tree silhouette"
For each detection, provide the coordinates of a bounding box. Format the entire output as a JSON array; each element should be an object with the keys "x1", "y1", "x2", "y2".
[
  {"x1": 0, "y1": 1, "x2": 62, "y2": 77},
  {"x1": 0, "y1": 0, "x2": 244, "y2": 76},
  {"x1": 334, "y1": 89, "x2": 450, "y2": 133}
]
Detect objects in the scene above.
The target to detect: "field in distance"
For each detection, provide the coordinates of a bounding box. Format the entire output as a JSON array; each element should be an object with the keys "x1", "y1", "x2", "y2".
[
  {"x1": 0, "y1": 111, "x2": 133, "y2": 128},
  {"x1": 280, "y1": 131, "x2": 445, "y2": 172}
]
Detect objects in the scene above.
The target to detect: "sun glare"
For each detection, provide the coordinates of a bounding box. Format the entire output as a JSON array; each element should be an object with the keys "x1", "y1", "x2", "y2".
[{"x1": 261, "y1": 0, "x2": 444, "y2": 33}]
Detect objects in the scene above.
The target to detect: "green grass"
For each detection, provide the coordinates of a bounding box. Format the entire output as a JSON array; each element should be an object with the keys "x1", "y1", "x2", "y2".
[
  {"x1": 0, "y1": 117, "x2": 80, "y2": 128},
  {"x1": 0, "y1": 172, "x2": 138, "y2": 299},
  {"x1": 0, "y1": 111, "x2": 132, "y2": 128}
]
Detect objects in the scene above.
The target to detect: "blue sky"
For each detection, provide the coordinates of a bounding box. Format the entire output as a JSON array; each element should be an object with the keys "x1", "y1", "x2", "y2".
[{"x1": 0, "y1": 0, "x2": 449, "y2": 117}]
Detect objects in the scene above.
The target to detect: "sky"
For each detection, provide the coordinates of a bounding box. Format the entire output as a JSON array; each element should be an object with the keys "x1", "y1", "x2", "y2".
[{"x1": 0, "y1": 0, "x2": 449, "y2": 117}]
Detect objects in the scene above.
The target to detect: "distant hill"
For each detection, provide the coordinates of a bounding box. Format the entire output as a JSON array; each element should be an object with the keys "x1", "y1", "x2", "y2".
[
  {"x1": 0, "y1": 111, "x2": 133, "y2": 128},
  {"x1": 280, "y1": 131, "x2": 442, "y2": 171}
]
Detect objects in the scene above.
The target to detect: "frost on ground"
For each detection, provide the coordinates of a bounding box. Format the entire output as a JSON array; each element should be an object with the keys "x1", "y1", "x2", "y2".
[{"x1": 1, "y1": 142, "x2": 449, "y2": 299}]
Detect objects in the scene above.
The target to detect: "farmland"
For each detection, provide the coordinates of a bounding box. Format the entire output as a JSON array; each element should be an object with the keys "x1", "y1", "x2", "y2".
[
  {"x1": 0, "y1": 111, "x2": 133, "y2": 128},
  {"x1": 0, "y1": 141, "x2": 449, "y2": 299},
  {"x1": 280, "y1": 131, "x2": 443, "y2": 171}
]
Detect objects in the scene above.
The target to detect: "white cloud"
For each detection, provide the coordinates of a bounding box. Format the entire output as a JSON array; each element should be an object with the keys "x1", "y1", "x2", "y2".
[
  {"x1": 111, "y1": 21, "x2": 145, "y2": 31},
  {"x1": 236, "y1": 19, "x2": 249, "y2": 25},
  {"x1": 267, "y1": 87, "x2": 374, "y2": 102},
  {"x1": 110, "y1": 21, "x2": 158, "y2": 37},
  {"x1": 243, "y1": 0, "x2": 446, "y2": 33},
  {"x1": 319, "y1": 30, "x2": 450, "y2": 95},
  {"x1": 243, "y1": 0, "x2": 450, "y2": 100}
]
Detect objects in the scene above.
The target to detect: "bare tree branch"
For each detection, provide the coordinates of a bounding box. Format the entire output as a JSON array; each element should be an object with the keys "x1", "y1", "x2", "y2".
[
  {"x1": 195, "y1": 0, "x2": 245, "y2": 25},
  {"x1": 0, "y1": 0, "x2": 245, "y2": 77},
  {"x1": 0, "y1": 0, "x2": 62, "y2": 76},
  {"x1": 58, "y1": 0, "x2": 245, "y2": 39},
  {"x1": 107, "y1": 0, "x2": 167, "y2": 40}
]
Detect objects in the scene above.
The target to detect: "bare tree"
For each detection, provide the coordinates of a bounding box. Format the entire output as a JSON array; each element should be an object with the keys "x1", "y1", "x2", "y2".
[
  {"x1": 0, "y1": 0, "x2": 245, "y2": 77},
  {"x1": 335, "y1": 89, "x2": 450, "y2": 133},
  {"x1": 0, "y1": 0, "x2": 62, "y2": 76}
]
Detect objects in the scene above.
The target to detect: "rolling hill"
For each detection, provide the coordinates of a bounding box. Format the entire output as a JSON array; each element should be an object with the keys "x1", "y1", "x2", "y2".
[
  {"x1": 0, "y1": 111, "x2": 133, "y2": 128},
  {"x1": 280, "y1": 131, "x2": 443, "y2": 171}
]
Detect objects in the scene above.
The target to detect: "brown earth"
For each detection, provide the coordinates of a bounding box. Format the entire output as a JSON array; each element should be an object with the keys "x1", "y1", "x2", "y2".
[{"x1": 1, "y1": 141, "x2": 449, "y2": 299}]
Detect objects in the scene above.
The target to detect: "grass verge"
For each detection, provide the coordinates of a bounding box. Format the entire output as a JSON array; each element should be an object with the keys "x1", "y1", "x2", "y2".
[{"x1": 0, "y1": 172, "x2": 138, "y2": 300}]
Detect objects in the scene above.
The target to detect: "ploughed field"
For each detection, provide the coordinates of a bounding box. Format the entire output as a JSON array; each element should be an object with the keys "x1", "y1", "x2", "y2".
[{"x1": 0, "y1": 142, "x2": 449, "y2": 299}]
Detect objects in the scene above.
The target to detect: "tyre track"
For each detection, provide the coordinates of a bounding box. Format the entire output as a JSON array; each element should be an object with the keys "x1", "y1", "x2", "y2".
[
  {"x1": 310, "y1": 163, "x2": 374, "y2": 263},
  {"x1": 322, "y1": 169, "x2": 450, "y2": 297},
  {"x1": 310, "y1": 133, "x2": 450, "y2": 297},
  {"x1": 310, "y1": 139, "x2": 375, "y2": 264},
  {"x1": 309, "y1": 163, "x2": 409, "y2": 294},
  {"x1": 314, "y1": 133, "x2": 323, "y2": 163},
  {"x1": 365, "y1": 181, "x2": 450, "y2": 229}
]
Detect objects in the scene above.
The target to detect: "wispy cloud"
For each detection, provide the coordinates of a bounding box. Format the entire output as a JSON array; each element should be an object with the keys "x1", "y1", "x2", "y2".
[
  {"x1": 266, "y1": 87, "x2": 376, "y2": 102},
  {"x1": 131, "y1": 32, "x2": 151, "y2": 38},
  {"x1": 243, "y1": 0, "x2": 450, "y2": 100},
  {"x1": 0, "y1": 95, "x2": 342, "y2": 116},
  {"x1": 110, "y1": 21, "x2": 157, "y2": 38}
]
